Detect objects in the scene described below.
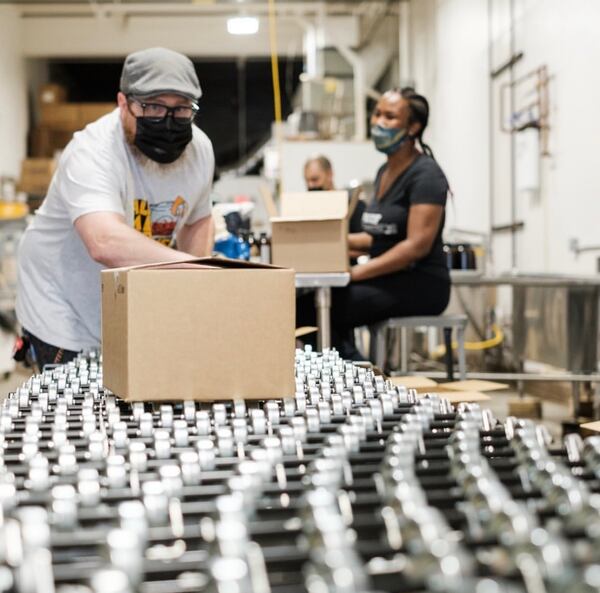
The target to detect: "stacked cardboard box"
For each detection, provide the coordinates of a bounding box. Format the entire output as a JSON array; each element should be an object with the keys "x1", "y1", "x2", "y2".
[
  {"x1": 17, "y1": 158, "x2": 56, "y2": 196},
  {"x1": 31, "y1": 84, "x2": 115, "y2": 157},
  {"x1": 39, "y1": 103, "x2": 115, "y2": 131}
]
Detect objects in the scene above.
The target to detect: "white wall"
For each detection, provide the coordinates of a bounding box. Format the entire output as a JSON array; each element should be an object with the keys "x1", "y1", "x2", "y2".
[
  {"x1": 0, "y1": 6, "x2": 27, "y2": 179},
  {"x1": 21, "y1": 14, "x2": 305, "y2": 59},
  {"x1": 409, "y1": 0, "x2": 600, "y2": 276},
  {"x1": 510, "y1": 0, "x2": 600, "y2": 274},
  {"x1": 280, "y1": 140, "x2": 385, "y2": 193},
  {"x1": 409, "y1": 0, "x2": 490, "y2": 246}
]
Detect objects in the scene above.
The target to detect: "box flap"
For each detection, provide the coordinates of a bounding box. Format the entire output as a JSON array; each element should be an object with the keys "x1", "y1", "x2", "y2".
[
  {"x1": 271, "y1": 215, "x2": 345, "y2": 223},
  {"x1": 421, "y1": 391, "x2": 491, "y2": 403},
  {"x1": 389, "y1": 376, "x2": 438, "y2": 389},
  {"x1": 442, "y1": 379, "x2": 509, "y2": 392},
  {"x1": 105, "y1": 257, "x2": 289, "y2": 274},
  {"x1": 259, "y1": 184, "x2": 279, "y2": 218},
  {"x1": 280, "y1": 191, "x2": 348, "y2": 219},
  {"x1": 581, "y1": 421, "x2": 600, "y2": 434},
  {"x1": 348, "y1": 186, "x2": 361, "y2": 218},
  {"x1": 193, "y1": 257, "x2": 289, "y2": 270},
  {"x1": 295, "y1": 326, "x2": 318, "y2": 338},
  {"x1": 142, "y1": 262, "x2": 220, "y2": 271}
]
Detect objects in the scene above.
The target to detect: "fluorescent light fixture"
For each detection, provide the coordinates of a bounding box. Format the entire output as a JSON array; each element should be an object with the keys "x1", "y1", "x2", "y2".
[{"x1": 227, "y1": 16, "x2": 259, "y2": 35}]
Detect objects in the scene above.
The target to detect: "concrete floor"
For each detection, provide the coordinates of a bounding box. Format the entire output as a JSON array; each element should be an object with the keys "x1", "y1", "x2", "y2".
[{"x1": 0, "y1": 365, "x2": 31, "y2": 398}]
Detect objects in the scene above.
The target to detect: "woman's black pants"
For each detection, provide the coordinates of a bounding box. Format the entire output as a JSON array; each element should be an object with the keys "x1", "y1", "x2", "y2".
[{"x1": 296, "y1": 269, "x2": 451, "y2": 360}]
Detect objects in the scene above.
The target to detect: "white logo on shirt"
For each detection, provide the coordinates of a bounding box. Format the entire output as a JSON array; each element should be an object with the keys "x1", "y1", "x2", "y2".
[{"x1": 362, "y1": 212, "x2": 382, "y2": 226}]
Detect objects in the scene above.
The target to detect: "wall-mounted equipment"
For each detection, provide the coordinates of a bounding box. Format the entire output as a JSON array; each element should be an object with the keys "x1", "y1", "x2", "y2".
[{"x1": 500, "y1": 65, "x2": 550, "y2": 156}]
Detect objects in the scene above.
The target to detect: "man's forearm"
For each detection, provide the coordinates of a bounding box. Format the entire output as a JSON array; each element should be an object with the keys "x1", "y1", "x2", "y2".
[{"x1": 94, "y1": 224, "x2": 193, "y2": 268}]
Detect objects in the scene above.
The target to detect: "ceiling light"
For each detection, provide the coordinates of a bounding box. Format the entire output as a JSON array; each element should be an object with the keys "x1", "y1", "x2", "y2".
[{"x1": 227, "y1": 16, "x2": 259, "y2": 35}]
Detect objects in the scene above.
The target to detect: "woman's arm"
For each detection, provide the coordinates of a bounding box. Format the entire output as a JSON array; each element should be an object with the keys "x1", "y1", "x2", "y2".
[
  {"x1": 351, "y1": 203, "x2": 444, "y2": 282},
  {"x1": 348, "y1": 232, "x2": 373, "y2": 252}
]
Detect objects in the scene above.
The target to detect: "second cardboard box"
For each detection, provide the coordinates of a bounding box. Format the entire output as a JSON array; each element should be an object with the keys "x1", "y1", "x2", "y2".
[{"x1": 270, "y1": 191, "x2": 350, "y2": 273}]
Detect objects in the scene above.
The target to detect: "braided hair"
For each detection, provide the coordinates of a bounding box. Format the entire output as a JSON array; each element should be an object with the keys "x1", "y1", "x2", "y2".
[
  {"x1": 388, "y1": 87, "x2": 435, "y2": 160},
  {"x1": 396, "y1": 87, "x2": 453, "y2": 199}
]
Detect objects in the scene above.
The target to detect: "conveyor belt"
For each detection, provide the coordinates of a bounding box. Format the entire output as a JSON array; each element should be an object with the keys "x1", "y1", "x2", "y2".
[{"x1": 0, "y1": 348, "x2": 600, "y2": 593}]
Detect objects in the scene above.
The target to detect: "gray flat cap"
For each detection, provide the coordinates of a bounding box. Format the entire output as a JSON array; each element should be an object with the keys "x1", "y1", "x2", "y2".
[{"x1": 120, "y1": 47, "x2": 202, "y2": 101}]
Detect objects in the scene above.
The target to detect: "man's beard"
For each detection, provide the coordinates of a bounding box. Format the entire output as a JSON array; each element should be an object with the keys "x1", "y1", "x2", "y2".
[{"x1": 123, "y1": 122, "x2": 192, "y2": 175}]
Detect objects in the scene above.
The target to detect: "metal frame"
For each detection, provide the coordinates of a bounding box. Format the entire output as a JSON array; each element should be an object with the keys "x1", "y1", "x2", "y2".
[
  {"x1": 295, "y1": 272, "x2": 350, "y2": 350},
  {"x1": 370, "y1": 315, "x2": 468, "y2": 381}
]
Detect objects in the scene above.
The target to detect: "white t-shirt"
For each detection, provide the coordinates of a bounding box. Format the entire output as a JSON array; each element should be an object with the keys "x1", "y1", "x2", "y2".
[{"x1": 16, "y1": 109, "x2": 214, "y2": 352}]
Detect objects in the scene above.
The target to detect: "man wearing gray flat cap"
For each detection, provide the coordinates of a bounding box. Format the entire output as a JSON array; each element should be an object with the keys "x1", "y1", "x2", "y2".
[{"x1": 16, "y1": 47, "x2": 215, "y2": 369}]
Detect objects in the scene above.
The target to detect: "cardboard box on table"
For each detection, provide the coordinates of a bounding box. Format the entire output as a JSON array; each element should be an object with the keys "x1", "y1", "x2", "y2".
[
  {"x1": 269, "y1": 191, "x2": 350, "y2": 273},
  {"x1": 102, "y1": 258, "x2": 296, "y2": 402}
]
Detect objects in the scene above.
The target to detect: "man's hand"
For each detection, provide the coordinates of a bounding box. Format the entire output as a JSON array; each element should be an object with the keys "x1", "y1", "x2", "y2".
[{"x1": 75, "y1": 211, "x2": 194, "y2": 268}]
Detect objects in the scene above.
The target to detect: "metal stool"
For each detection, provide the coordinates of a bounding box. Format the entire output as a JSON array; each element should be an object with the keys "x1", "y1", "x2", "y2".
[{"x1": 370, "y1": 314, "x2": 468, "y2": 380}]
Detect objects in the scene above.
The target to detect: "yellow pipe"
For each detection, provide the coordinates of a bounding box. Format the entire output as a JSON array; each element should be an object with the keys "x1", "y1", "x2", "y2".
[
  {"x1": 432, "y1": 323, "x2": 504, "y2": 357},
  {"x1": 267, "y1": 0, "x2": 282, "y2": 123}
]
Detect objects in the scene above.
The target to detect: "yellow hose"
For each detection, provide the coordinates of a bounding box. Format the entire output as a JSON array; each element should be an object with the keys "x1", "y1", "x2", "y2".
[
  {"x1": 267, "y1": 0, "x2": 282, "y2": 123},
  {"x1": 432, "y1": 323, "x2": 504, "y2": 357}
]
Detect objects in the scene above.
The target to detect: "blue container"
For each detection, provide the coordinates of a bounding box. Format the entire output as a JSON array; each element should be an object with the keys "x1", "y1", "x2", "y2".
[{"x1": 214, "y1": 233, "x2": 250, "y2": 261}]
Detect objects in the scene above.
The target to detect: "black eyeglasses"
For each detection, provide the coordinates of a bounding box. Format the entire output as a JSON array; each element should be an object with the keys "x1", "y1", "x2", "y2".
[{"x1": 127, "y1": 97, "x2": 199, "y2": 123}]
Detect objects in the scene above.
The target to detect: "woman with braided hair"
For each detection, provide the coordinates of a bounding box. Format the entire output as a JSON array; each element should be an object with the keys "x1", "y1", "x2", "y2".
[{"x1": 297, "y1": 87, "x2": 451, "y2": 360}]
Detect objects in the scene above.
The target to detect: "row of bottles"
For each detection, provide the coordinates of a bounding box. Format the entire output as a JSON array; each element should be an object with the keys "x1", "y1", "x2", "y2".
[{"x1": 243, "y1": 231, "x2": 271, "y2": 264}]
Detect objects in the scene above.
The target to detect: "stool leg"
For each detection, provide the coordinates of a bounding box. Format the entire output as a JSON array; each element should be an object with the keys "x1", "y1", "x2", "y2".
[
  {"x1": 371, "y1": 325, "x2": 386, "y2": 369},
  {"x1": 443, "y1": 327, "x2": 454, "y2": 381},
  {"x1": 401, "y1": 327, "x2": 408, "y2": 374},
  {"x1": 368, "y1": 326, "x2": 377, "y2": 364},
  {"x1": 457, "y1": 325, "x2": 466, "y2": 381}
]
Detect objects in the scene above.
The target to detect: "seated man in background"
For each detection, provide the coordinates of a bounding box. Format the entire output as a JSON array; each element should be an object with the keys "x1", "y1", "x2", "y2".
[{"x1": 303, "y1": 155, "x2": 365, "y2": 234}]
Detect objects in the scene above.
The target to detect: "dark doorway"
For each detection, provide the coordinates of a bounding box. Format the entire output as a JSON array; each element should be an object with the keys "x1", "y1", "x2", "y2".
[{"x1": 47, "y1": 56, "x2": 303, "y2": 168}]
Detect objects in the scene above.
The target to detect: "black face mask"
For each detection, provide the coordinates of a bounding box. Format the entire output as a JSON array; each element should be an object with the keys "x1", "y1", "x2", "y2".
[{"x1": 134, "y1": 116, "x2": 193, "y2": 164}]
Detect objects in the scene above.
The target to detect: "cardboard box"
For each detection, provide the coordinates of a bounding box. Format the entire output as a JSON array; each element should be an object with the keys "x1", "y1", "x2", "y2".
[
  {"x1": 441, "y1": 379, "x2": 509, "y2": 392},
  {"x1": 580, "y1": 421, "x2": 600, "y2": 437},
  {"x1": 38, "y1": 83, "x2": 67, "y2": 105},
  {"x1": 17, "y1": 158, "x2": 56, "y2": 195},
  {"x1": 102, "y1": 258, "x2": 296, "y2": 401},
  {"x1": 389, "y1": 376, "x2": 439, "y2": 393},
  {"x1": 431, "y1": 391, "x2": 491, "y2": 404},
  {"x1": 78, "y1": 103, "x2": 115, "y2": 126},
  {"x1": 40, "y1": 104, "x2": 81, "y2": 130},
  {"x1": 31, "y1": 126, "x2": 74, "y2": 157},
  {"x1": 39, "y1": 102, "x2": 115, "y2": 131},
  {"x1": 270, "y1": 191, "x2": 349, "y2": 273}
]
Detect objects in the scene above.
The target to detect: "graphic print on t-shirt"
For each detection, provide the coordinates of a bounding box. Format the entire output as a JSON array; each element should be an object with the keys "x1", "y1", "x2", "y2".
[
  {"x1": 361, "y1": 211, "x2": 398, "y2": 236},
  {"x1": 133, "y1": 196, "x2": 188, "y2": 246},
  {"x1": 133, "y1": 199, "x2": 152, "y2": 238}
]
